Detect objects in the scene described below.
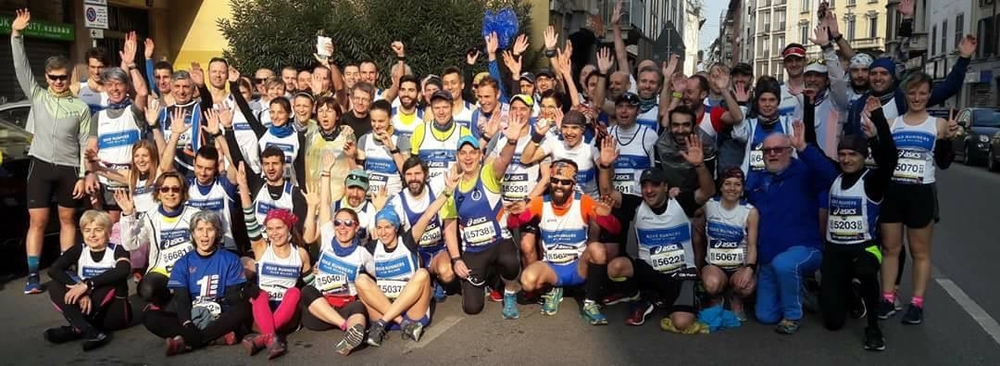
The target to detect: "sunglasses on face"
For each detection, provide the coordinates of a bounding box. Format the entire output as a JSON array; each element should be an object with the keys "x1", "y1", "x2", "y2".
[
  {"x1": 158, "y1": 186, "x2": 182, "y2": 193},
  {"x1": 334, "y1": 219, "x2": 356, "y2": 227},
  {"x1": 254, "y1": 78, "x2": 267, "y2": 84},
  {"x1": 47, "y1": 74, "x2": 69, "y2": 81},
  {"x1": 550, "y1": 177, "x2": 575, "y2": 186},
  {"x1": 762, "y1": 146, "x2": 791, "y2": 155}
]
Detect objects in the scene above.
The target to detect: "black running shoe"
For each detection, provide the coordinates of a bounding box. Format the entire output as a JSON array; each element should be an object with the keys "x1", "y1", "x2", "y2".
[
  {"x1": 82, "y1": 332, "x2": 110, "y2": 352},
  {"x1": 335, "y1": 324, "x2": 365, "y2": 355},
  {"x1": 901, "y1": 304, "x2": 923, "y2": 325},
  {"x1": 863, "y1": 326, "x2": 886, "y2": 351},
  {"x1": 365, "y1": 321, "x2": 387, "y2": 347},
  {"x1": 849, "y1": 280, "x2": 867, "y2": 319},
  {"x1": 43, "y1": 326, "x2": 81, "y2": 344},
  {"x1": 876, "y1": 299, "x2": 896, "y2": 320}
]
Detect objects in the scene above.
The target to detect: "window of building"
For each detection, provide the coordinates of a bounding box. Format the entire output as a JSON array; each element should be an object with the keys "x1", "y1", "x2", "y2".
[
  {"x1": 800, "y1": 22, "x2": 810, "y2": 44},
  {"x1": 868, "y1": 15, "x2": 878, "y2": 39},
  {"x1": 772, "y1": 62, "x2": 784, "y2": 82},
  {"x1": 802, "y1": 0, "x2": 810, "y2": 13},
  {"x1": 776, "y1": 10, "x2": 786, "y2": 29},
  {"x1": 942, "y1": 20, "x2": 948, "y2": 55},
  {"x1": 955, "y1": 14, "x2": 964, "y2": 50},
  {"x1": 931, "y1": 25, "x2": 937, "y2": 55},
  {"x1": 763, "y1": 11, "x2": 771, "y2": 32},
  {"x1": 847, "y1": 17, "x2": 856, "y2": 40},
  {"x1": 775, "y1": 34, "x2": 786, "y2": 55}
]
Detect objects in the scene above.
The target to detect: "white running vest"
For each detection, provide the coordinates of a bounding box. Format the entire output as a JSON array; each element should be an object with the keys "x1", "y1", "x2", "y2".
[
  {"x1": 704, "y1": 198, "x2": 752, "y2": 269},
  {"x1": 77, "y1": 245, "x2": 118, "y2": 280},
  {"x1": 827, "y1": 171, "x2": 881, "y2": 244},
  {"x1": 220, "y1": 97, "x2": 261, "y2": 174},
  {"x1": 544, "y1": 138, "x2": 599, "y2": 198},
  {"x1": 314, "y1": 242, "x2": 373, "y2": 297},
  {"x1": 256, "y1": 245, "x2": 302, "y2": 302},
  {"x1": 95, "y1": 108, "x2": 142, "y2": 186},
  {"x1": 634, "y1": 199, "x2": 695, "y2": 274},
  {"x1": 453, "y1": 101, "x2": 475, "y2": 131},
  {"x1": 254, "y1": 182, "x2": 295, "y2": 227},
  {"x1": 361, "y1": 133, "x2": 403, "y2": 196},
  {"x1": 890, "y1": 115, "x2": 937, "y2": 184},
  {"x1": 497, "y1": 135, "x2": 542, "y2": 201},
  {"x1": 539, "y1": 194, "x2": 589, "y2": 265},
  {"x1": 735, "y1": 116, "x2": 795, "y2": 174},
  {"x1": 609, "y1": 124, "x2": 655, "y2": 196},
  {"x1": 373, "y1": 238, "x2": 419, "y2": 299},
  {"x1": 259, "y1": 131, "x2": 300, "y2": 182},
  {"x1": 392, "y1": 188, "x2": 444, "y2": 250},
  {"x1": 79, "y1": 82, "x2": 109, "y2": 114},
  {"x1": 187, "y1": 178, "x2": 235, "y2": 250},
  {"x1": 635, "y1": 105, "x2": 660, "y2": 131},
  {"x1": 145, "y1": 207, "x2": 199, "y2": 274},
  {"x1": 133, "y1": 176, "x2": 157, "y2": 216},
  {"x1": 415, "y1": 123, "x2": 461, "y2": 188}
]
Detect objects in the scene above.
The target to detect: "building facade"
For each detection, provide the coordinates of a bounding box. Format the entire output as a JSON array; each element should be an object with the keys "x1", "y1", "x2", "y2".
[
  {"x1": 925, "y1": 0, "x2": 971, "y2": 108},
  {"x1": 965, "y1": 0, "x2": 1000, "y2": 107},
  {"x1": 799, "y1": 0, "x2": 890, "y2": 60}
]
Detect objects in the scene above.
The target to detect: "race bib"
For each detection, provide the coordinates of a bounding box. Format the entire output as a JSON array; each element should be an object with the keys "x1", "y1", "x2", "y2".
[
  {"x1": 314, "y1": 273, "x2": 348, "y2": 294},
  {"x1": 418, "y1": 223, "x2": 443, "y2": 248},
  {"x1": 707, "y1": 247, "x2": 744, "y2": 268},
  {"x1": 262, "y1": 285, "x2": 288, "y2": 302},
  {"x1": 378, "y1": 279, "x2": 408, "y2": 299},
  {"x1": 158, "y1": 243, "x2": 193, "y2": 273},
  {"x1": 502, "y1": 173, "x2": 530, "y2": 199},
  {"x1": 612, "y1": 173, "x2": 634, "y2": 194},
  {"x1": 829, "y1": 215, "x2": 866, "y2": 241},
  {"x1": 892, "y1": 157, "x2": 925, "y2": 183},
  {"x1": 749, "y1": 149, "x2": 764, "y2": 171},
  {"x1": 463, "y1": 221, "x2": 497, "y2": 247},
  {"x1": 650, "y1": 248, "x2": 685, "y2": 273},
  {"x1": 545, "y1": 246, "x2": 580, "y2": 265},
  {"x1": 192, "y1": 299, "x2": 222, "y2": 319},
  {"x1": 367, "y1": 174, "x2": 389, "y2": 194}
]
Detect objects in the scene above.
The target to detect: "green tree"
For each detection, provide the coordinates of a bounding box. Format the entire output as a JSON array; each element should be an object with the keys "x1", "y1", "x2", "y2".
[{"x1": 218, "y1": 0, "x2": 538, "y2": 86}]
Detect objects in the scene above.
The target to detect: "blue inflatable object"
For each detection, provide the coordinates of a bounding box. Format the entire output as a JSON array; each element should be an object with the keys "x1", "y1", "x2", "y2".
[{"x1": 483, "y1": 7, "x2": 519, "y2": 49}]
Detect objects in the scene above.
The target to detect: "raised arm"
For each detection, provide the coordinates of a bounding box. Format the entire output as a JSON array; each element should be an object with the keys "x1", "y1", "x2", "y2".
[
  {"x1": 596, "y1": 135, "x2": 618, "y2": 197},
  {"x1": 10, "y1": 10, "x2": 41, "y2": 98},
  {"x1": 412, "y1": 168, "x2": 459, "y2": 241},
  {"x1": 381, "y1": 41, "x2": 406, "y2": 103},
  {"x1": 144, "y1": 38, "x2": 160, "y2": 96},
  {"x1": 553, "y1": 43, "x2": 582, "y2": 107},
  {"x1": 811, "y1": 24, "x2": 849, "y2": 111},
  {"x1": 121, "y1": 32, "x2": 149, "y2": 109},
  {"x1": 227, "y1": 69, "x2": 266, "y2": 138},
  {"x1": 159, "y1": 107, "x2": 186, "y2": 173},
  {"x1": 658, "y1": 55, "x2": 681, "y2": 119},
  {"x1": 861, "y1": 97, "x2": 896, "y2": 201},
  {"x1": 681, "y1": 134, "x2": 716, "y2": 205},
  {"x1": 710, "y1": 68, "x2": 745, "y2": 124},
  {"x1": 592, "y1": 47, "x2": 613, "y2": 112},
  {"x1": 521, "y1": 119, "x2": 552, "y2": 164},
  {"x1": 491, "y1": 116, "x2": 524, "y2": 178},
  {"x1": 610, "y1": 0, "x2": 630, "y2": 74}
]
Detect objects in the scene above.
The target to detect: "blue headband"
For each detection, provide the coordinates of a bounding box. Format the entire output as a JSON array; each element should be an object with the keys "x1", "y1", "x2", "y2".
[
  {"x1": 375, "y1": 206, "x2": 401, "y2": 229},
  {"x1": 870, "y1": 58, "x2": 895, "y2": 75}
]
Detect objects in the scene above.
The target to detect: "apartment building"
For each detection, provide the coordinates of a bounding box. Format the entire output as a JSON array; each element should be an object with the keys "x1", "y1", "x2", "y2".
[
  {"x1": 925, "y1": 0, "x2": 971, "y2": 107},
  {"x1": 964, "y1": 0, "x2": 1000, "y2": 107},
  {"x1": 798, "y1": 0, "x2": 890, "y2": 60}
]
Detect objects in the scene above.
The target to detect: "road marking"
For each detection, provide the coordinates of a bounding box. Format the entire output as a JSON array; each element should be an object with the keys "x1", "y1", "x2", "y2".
[
  {"x1": 936, "y1": 278, "x2": 1000, "y2": 346},
  {"x1": 404, "y1": 315, "x2": 462, "y2": 351}
]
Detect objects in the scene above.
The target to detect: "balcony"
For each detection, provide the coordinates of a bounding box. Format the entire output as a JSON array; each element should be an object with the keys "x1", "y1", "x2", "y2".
[{"x1": 851, "y1": 37, "x2": 883, "y2": 50}]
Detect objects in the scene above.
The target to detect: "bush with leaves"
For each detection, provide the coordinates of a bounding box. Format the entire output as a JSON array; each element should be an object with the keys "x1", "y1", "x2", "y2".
[{"x1": 219, "y1": 0, "x2": 538, "y2": 86}]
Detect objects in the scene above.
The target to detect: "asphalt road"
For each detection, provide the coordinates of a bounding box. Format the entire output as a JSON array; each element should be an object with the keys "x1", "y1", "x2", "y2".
[{"x1": 0, "y1": 165, "x2": 998, "y2": 365}]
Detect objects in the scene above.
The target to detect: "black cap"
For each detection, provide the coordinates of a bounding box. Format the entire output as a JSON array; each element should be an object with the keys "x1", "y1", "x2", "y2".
[
  {"x1": 639, "y1": 168, "x2": 668, "y2": 184},
  {"x1": 731, "y1": 62, "x2": 753, "y2": 77},
  {"x1": 518, "y1": 72, "x2": 536, "y2": 83},
  {"x1": 536, "y1": 68, "x2": 555, "y2": 78},
  {"x1": 616, "y1": 92, "x2": 640, "y2": 106},
  {"x1": 430, "y1": 90, "x2": 453, "y2": 102},
  {"x1": 838, "y1": 135, "x2": 870, "y2": 158}
]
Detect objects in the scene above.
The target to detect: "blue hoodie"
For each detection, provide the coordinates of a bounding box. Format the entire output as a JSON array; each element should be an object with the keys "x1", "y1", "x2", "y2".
[{"x1": 745, "y1": 146, "x2": 838, "y2": 264}]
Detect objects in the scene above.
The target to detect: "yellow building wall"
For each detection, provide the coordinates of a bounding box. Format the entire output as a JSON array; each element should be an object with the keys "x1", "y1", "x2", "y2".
[{"x1": 799, "y1": 1, "x2": 889, "y2": 58}]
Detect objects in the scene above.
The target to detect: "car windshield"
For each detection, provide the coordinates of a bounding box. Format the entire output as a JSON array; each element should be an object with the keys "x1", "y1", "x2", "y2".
[{"x1": 972, "y1": 110, "x2": 1000, "y2": 127}]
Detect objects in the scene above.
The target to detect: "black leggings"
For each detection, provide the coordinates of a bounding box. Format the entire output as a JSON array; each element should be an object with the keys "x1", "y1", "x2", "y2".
[
  {"x1": 460, "y1": 239, "x2": 520, "y2": 315},
  {"x1": 138, "y1": 272, "x2": 172, "y2": 306},
  {"x1": 49, "y1": 283, "x2": 132, "y2": 334},
  {"x1": 142, "y1": 300, "x2": 252, "y2": 348},
  {"x1": 299, "y1": 286, "x2": 368, "y2": 331},
  {"x1": 821, "y1": 243, "x2": 880, "y2": 330},
  {"x1": 605, "y1": 194, "x2": 642, "y2": 254}
]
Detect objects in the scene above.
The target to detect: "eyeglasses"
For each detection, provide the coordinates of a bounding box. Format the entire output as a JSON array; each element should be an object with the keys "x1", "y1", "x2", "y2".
[
  {"x1": 158, "y1": 186, "x2": 182, "y2": 193},
  {"x1": 254, "y1": 78, "x2": 267, "y2": 84},
  {"x1": 334, "y1": 219, "x2": 356, "y2": 227},
  {"x1": 549, "y1": 177, "x2": 575, "y2": 186},
  {"x1": 47, "y1": 74, "x2": 69, "y2": 81},
  {"x1": 762, "y1": 146, "x2": 791, "y2": 156}
]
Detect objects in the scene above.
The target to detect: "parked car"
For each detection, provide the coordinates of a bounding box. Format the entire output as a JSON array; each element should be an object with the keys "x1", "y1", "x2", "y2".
[
  {"x1": 988, "y1": 132, "x2": 1000, "y2": 172},
  {"x1": 953, "y1": 108, "x2": 1000, "y2": 166}
]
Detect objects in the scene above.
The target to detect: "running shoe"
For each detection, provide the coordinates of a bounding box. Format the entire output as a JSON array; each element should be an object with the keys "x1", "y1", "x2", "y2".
[
  {"x1": 242, "y1": 333, "x2": 266, "y2": 355},
  {"x1": 582, "y1": 301, "x2": 608, "y2": 325},
  {"x1": 488, "y1": 288, "x2": 503, "y2": 302},
  {"x1": 165, "y1": 336, "x2": 190, "y2": 356},
  {"x1": 876, "y1": 299, "x2": 897, "y2": 320},
  {"x1": 334, "y1": 324, "x2": 365, "y2": 355},
  {"x1": 81, "y1": 332, "x2": 110, "y2": 352},
  {"x1": 541, "y1": 287, "x2": 563, "y2": 316},
  {"x1": 602, "y1": 291, "x2": 640, "y2": 306},
  {"x1": 863, "y1": 326, "x2": 886, "y2": 351},
  {"x1": 267, "y1": 336, "x2": 287, "y2": 360},
  {"x1": 24, "y1": 275, "x2": 43, "y2": 294},
  {"x1": 775, "y1": 319, "x2": 800, "y2": 335},
  {"x1": 893, "y1": 294, "x2": 903, "y2": 311},
  {"x1": 901, "y1": 304, "x2": 923, "y2": 325},
  {"x1": 502, "y1": 292, "x2": 519, "y2": 319},
  {"x1": 401, "y1": 320, "x2": 425, "y2": 342},
  {"x1": 365, "y1": 320, "x2": 388, "y2": 347},
  {"x1": 433, "y1": 282, "x2": 447, "y2": 302},
  {"x1": 213, "y1": 331, "x2": 238, "y2": 346},
  {"x1": 43, "y1": 326, "x2": 81, "y2": 344},
  {"x1": 625, "y1": 301, "x2": 654, "y2": 326}
]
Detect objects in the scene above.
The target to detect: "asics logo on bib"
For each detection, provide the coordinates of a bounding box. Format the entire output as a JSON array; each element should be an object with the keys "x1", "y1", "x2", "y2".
[{"x1": 161, "y1": 229, "x2": 191, "y2": 248}]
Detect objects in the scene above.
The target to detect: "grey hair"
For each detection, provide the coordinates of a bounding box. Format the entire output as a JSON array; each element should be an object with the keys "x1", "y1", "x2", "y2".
[
  {"x1": 100, "y1": 67, "x2": 130, "y2": 86},
  {"x1": 189, "y1": 210, "x2": 224, "y2": 246},
  {"x1": 172, "y1": 70, "x2": 192, "y2": 83}
]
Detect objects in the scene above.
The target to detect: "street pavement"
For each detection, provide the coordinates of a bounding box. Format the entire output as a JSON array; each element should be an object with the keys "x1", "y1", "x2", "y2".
[{"x1": 0, "y1": 165, "x2": 998, "y2": 365}]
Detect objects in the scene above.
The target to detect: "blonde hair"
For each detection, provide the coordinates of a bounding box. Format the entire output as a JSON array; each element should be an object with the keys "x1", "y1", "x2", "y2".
[
  {"x1": 79, "y1": 210, "x2": 113, "y2": 232},
  {"x1": 130, "y1": 140, "x2": 160, "y2": 192}
]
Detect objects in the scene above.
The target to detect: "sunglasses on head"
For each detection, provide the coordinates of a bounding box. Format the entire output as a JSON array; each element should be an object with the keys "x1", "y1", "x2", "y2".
[
  {"x1": 158, "y1": 186, "x2": 182, "y2": 193},
  {"x1": 47, "y1": 74, "x2": 69, "y2": 81},
  {"x1": 762, "y1": 146, "x2": 791, "y2": 155},
  {"x1": 549, "y1": 177, "x2": 575, "y2": 186},
  {"x1": 334, "y1": 219, "x2": 356, "y2": 227},
  {"x1": 347, "y1": 174, "x2": 369, "y2": 183}
]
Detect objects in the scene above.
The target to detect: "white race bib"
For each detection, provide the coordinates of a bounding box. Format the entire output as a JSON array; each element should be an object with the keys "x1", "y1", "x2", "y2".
[
  {"x1": 650, "y1": 248, "x2": 685, "y2": 273},
  {"x1": 829, "y1": 215, "x2": 865, "y2": 239},
  {"x1": 707, "y1": 248, "x2": 744, "y2": 268},
  {"x1": 418, "y1": 224, "x2": 442, "y2": 248},
  {"x1": 463, "y1": 221, "x2": 497, "y2": 247},
  {"x1": 749, "y1": 149, "x2": 764, "y2": 171},
  {"x1": 502, "y1": 173, "x2": 530, "y2": 199},
  {"x1": 158, "y1": 243, "x2": 193, "y2": 273},
  {"x1": 892, "y1": 157, "x2": 925, "y2": 183},
  {"x1": 612, "y1": 173, "x2": 634, "y2": 194},
  {"x1": 545, "y1": 247, "x2": 580, "y2": 264},
  {"x1": 315, "y1": 273, "x2": 348, "y2": 294},
  {"x1": 378, "y1": 279, "x2": 408, "y2": 299},
  {"x1": 367, "y1": 175, "x2": 389, "y2": 194}
]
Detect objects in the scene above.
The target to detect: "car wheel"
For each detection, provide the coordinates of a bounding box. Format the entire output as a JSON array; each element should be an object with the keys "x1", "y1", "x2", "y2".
[
  {"x1": 989, "y1": 150, "x2": 999, "y2": 172},
  {"x1": 964, "y1": 145, "x2": 976, "y2": 166}
]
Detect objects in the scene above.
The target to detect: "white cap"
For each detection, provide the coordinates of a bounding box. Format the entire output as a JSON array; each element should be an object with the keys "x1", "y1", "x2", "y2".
[{"x1": 804, "y1": 63, "x2": 828, "y2": 74}]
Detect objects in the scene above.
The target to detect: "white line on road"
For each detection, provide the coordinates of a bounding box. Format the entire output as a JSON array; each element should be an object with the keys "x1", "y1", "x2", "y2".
[
  {"x1": 404, "y1": 315, "x2": 462, "y2": 352},
  {"x1": 936, "y1": 278, "x2": 1000, "y2": 347}
]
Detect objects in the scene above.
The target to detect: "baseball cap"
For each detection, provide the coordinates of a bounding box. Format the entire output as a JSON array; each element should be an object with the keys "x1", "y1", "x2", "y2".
[
  {"x1": 804, "y1": 62, "x2": 828, "y2": 74},
  {"x1": 536, "y1": 68, "x2": 555, "y2": 78},
  {"x1": 457, "y1": 135, "x2": 480, "y2": 149},
  {"x1": 519, "y1": 72, "x2": 536, "y2": 83},
  {"x1": 782, "y1": 44, "x2": 807, "y2": 59},
  {"x1": 510, "y1": 94, "x2": 535, "y2": 107},
  {"x1": 850, "y1": 53, "x2": 874, "y2": 69},
  {"x1": 346, "y1": 169, "x2": 370, "y2": 191},
  {"x1": 430, "y1": 90, "x2": 453, "y2": 102},
  {"x1": 616, "y1": 92, "x2": 640, "y2": 106},
  {"x1": 639, "y1": 168, "x2": 669, "y2": 184}
]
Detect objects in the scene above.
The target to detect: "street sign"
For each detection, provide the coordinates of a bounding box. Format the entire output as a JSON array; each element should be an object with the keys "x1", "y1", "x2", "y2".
[
  {"x1": 89, "y1": 29, "x2": 104, "y2": 39},
  {"x1": 84, "y1": 3, "x2": 108, "y2": 30}
]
